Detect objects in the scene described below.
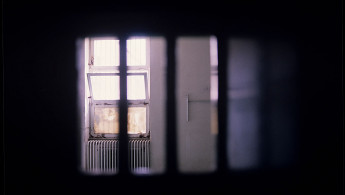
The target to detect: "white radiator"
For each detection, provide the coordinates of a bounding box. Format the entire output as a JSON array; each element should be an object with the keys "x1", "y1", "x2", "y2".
[{"x1": 86, "y1": 139, "x2": 150, "y2": 174}]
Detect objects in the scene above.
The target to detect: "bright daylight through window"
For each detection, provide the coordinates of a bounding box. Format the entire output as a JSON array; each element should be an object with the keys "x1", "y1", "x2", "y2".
[{"x1": 87, "y1": 37, "x2": 150, "y2": 138}]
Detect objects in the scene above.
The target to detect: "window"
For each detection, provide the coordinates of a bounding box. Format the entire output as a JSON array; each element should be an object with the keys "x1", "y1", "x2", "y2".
[{"x1": 87, "y1": 37, "x2": 150, "y2": 138}]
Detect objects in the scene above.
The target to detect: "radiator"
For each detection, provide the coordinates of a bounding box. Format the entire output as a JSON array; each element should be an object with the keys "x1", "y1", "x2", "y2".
[{"x1": 86, "y1": 139, "x2": 150, "y2": 174}]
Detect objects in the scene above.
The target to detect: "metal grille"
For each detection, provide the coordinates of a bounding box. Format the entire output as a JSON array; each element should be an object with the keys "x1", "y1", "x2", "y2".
[{"x1": 86, "y1": 139, "x2": 150, "y2": 174}]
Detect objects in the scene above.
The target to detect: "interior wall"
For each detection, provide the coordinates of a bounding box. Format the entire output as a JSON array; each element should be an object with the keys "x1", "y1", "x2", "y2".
[{"x1": 149, "y1": 37, "x2": 167, "y2": 174}]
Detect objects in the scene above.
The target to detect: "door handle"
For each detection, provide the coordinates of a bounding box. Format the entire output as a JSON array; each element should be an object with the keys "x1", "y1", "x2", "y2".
[{"x1": 186, "y1": 94, "x2": 189, "y2": 122}]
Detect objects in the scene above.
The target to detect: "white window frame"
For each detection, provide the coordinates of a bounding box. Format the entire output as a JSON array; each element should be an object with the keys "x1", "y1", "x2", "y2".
[{"x1": 86, "y1": 37, "x2": 150, "y2": 139}]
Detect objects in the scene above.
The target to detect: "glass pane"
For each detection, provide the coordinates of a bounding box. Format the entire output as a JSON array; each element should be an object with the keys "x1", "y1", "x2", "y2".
[
  {"x1": 127, "y1": 75, "x2": 146, "y2": 100},
  {"x1": 94, "y1": 40, "x2": 119, "y2": 66},
  {"x1": 94, "y1": 107, "x2": 146, "y2": 134},
  {"x1": 128, "y1": 107, "x2": 146, "y2": 134},
  {"x1": 94, "y1": 107, "x2": 119, "y2": 134},
  {"x1": 90, "y1": 76, "x2": 120, "y2": 100},
  {"x1": 127, "y1": 39, "x2": 146, "y2": 66}
]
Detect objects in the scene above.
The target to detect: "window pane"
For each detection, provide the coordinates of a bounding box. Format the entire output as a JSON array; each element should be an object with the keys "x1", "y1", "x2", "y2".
[
  {"x1": 90, "y1": 76, "x2": 120, "y2": 100},
  {"x1": 94, "y1": 107, "x2": 119, "y2": 134},
  {"x1": 94, "y1": 107, "x2": 146, "y2": 134},
  {"x1": 127, "y1": 75, "x2": 146, "y2": 100},
  {"x1": 89, "y1": 75, "x2": 146, "y2": 100},
  {"x1": 128, "y1": 107, "x2": 147, "y2": 134},
  {"x1": 94, "y1": 40, "x2": 119, "y2": 66},
  {"x1": 127, "y1": 39, "x2": 146, "y2": 66}
]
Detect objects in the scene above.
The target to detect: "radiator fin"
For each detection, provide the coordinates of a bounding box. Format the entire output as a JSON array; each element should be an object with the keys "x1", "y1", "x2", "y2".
[{"x1": 86, "y1": 139, "x2": 150, "y2": 174}]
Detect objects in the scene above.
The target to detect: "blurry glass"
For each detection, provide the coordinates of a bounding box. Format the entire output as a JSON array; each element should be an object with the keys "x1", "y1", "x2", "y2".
[
  {"x1": 90, "y1": 75, "x2": 147, "y2": 100},
  {"x1": 93, "y1": 38, "x2": 146, "y2": 67},
  {"x1": 127, "y1": 75, "x2": 147, "y2": 100},
  {"x1": 94, "y1": 40, "x2": 120, "y2": 66},
  {"x1": 93, "y1": 107, "x2": 146, "y2": 134},
  {"x1": 94, "y1": 107, "x2": 119, "y2": 133},
  {"x1": 90, "y1": 76, "x2": 120, "y2": 100},
  {"x1": 127, "y1": 38, "x2": 147, "y2": 66},
  {"x1": 128, "y1": 107, "x2": 147, "y2": 134}
]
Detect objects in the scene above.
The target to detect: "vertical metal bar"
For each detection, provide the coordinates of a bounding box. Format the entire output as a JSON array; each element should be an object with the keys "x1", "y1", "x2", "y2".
[
  {"x1": 95, "y1": 141, "x2": 97, "y2": 172},
  {"x1": 186, "y1": 94, "x2": 189, "y2": 122},
  {"x1": 101, "y1": 141, "x2": 104, "y2": 172},
  {"x1": 110, "y1": 141, "x2": 112, "y2": 172},
  {"x1": 97, "y1": 141, "x2": 99, "y2": 172},
  {"x1": 99, "y1": 141, "x2": 101, "y2": 173},
  {"x1": 133, "y1": 140, "x2": 135, "y2": 171},
  {"x1": 137, "y1": 140, "x2": 140, "y2": 170},
  {"x1": 98, "y1": 141, "x2": 101, "y2": 173},
  {"x1": 217, "y1": 35, "x2": 228, "y2": 173},
  {"x1": 92, "y1": 141, "x2": 94, "y2": 172},
  {"x1": 166, "y1": 36, "x2": 177, "y2": 174},
  {"x1": 90, "y1": 141, "x2": 93, "y2": 172},
  {"x1": 135, "y1": 140, "x2": 137, "y2": 170},
  {"x1": 119, "y1": 36, "x2": 129, "y2": 175},
  {"x1": 115, "y1": 140, "x2": 118, "y2": 172},
  {"x1": 136, "y1": 140, "x2": 138, "y2": 170},
  {"x1": 136, "y1": 140, "x2": 138, "y2": 169},
  {"x1": 111, "y1": 140, "x2": 115, "y2": 173},
  {"x1": 115, "y1": 140, "x2": 117, "y2": 173},
  {"x1": 86, "y1": 141, "x2": 90, "y2": 171},
  {"x1": 103, "y1": 141, "x2": 105, "y2": 172},
  {"x1": 108, "y1": 141, "x2": 111, "y2": 173},
  {"x1": 106, "y1": 141, "x2": 110, "y2": 172},
  {"x1": 107, "y1": 141, "x2": 109, "y2": 173},
  {"x1": 108, "y1": 141, "x2": 110, "y2": 173},
  {"x1": 92, "y1": 141, "x2": 95, "y2": 172},
  {"x1": 104, "y1": 141, "x2": 106, "y2": 172},
  {"x1": 98, "y1": 141, "x2": 100, "y2": 173},
  {"x1": 144, "y1": 141, "x2": 146, "y2": 168},
  {"x1": 141, "y1": 140, "x2": 143, "y2": 168},
  {"x1": 129, "y1": 140, "x2": 131, "y2": 171},
  {"x1": 105, "y1": 141, "x2": 107, "y2": 172},
  {"x1": 148, "y1": 140, "x2": 150, "y2": 168},
  {"x1": 137, "y1": 140, "x2": 140, "y2": 169},
  {"x1": 95, "y1": 141, "x2": 98, "y2": 172},
  {"x1": 113, "y1": 140, "x2": 115, "y2": 173},
  {"x1": 131, "y1": 140, "x2": 133, "y2": 171},
  {"x1": 147, "y1": 140, "x2": 149, "y2": 168},
  {"x1": 138, "y1": 140, "x2": 143, "y2": 167},
  {"x1": 127, "y1": 140, "x2": 129, "y2": 171},
  {"x1": 89, "y1": 141, "x2": 92, "y2": 172}
]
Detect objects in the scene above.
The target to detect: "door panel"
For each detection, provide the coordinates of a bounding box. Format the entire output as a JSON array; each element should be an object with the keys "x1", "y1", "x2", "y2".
[{"x1": 177, "y1": 37, "x2": 216, "y2": 173}]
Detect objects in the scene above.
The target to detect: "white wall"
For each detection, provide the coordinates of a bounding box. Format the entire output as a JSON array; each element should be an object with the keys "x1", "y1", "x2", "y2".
[
  {"x1": 149, "y1": 37, "x2": 166, "y2": 174},
  {"x1": 176, "y1": 37, "x2": 216, "y2": 173}
]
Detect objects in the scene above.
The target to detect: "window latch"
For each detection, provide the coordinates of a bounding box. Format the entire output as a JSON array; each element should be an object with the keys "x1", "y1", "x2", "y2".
[{"x1": 88, "y1": 57, "x2": 94, "y2": 66}]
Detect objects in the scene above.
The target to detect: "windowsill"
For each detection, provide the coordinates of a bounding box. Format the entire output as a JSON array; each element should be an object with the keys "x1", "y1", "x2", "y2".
[
  {"x1": 89, "y1": 132, "x2": 150, "y2": 140},
  {"x1": 88, "y1": 137, "x2": 150, "y2": 140}
]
